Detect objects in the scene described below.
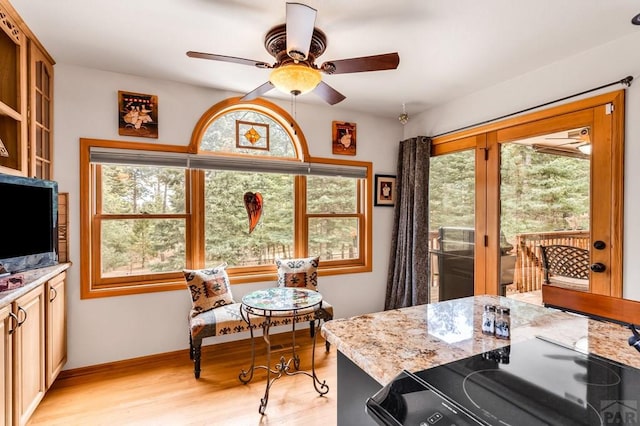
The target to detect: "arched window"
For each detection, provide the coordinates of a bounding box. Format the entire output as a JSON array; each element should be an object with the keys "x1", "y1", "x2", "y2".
[
  {"x1": 80, "y1": 97, "x2": 371, "y2": 298},
  {"x1": 197, "y1": 109, "x2": 299, "y2": 158},
  {"x1": 191, "y1": 99, "x2": 307, "y2": 157}
]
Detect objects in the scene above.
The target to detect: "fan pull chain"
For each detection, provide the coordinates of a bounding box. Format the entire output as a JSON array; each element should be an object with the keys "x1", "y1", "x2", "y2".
[{"x1": 290, "y1": 93, "x2": 297, "y2": 135}]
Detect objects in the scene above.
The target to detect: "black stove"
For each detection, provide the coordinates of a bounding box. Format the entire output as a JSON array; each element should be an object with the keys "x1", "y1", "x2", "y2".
[{"x1": 366, "y1": 337, "x2": 640, "y2": 425}]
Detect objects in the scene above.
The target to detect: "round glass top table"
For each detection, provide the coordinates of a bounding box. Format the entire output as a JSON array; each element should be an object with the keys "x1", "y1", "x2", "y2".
[
  {"x1": 239, "y1": 287, "x2": 329, "y2": 414},
  {"x1": 241, "y1": 287, "x2": 323, "y2": 313}
]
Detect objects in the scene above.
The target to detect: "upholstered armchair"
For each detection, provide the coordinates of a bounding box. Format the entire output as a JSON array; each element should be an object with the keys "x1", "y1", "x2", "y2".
[{"x1": 185, "y1": 259, "x2": 333, "y2": 379}]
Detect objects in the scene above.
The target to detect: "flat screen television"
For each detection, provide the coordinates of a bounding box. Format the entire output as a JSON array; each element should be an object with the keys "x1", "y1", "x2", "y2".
[{"x1": 0, "y1": 173, "x2": 58, "y2": 275}]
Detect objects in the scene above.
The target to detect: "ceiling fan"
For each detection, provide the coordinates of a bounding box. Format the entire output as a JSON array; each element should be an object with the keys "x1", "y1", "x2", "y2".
[
  {"x1": 186, "y1": 2, "x2": 400, "y2": 105},
  {"x1": 544, "y1": 128, "x2": 590, "y2": 145},
  {"x1": 534, "y1": 128, "x2": 592, "y2": 157}
]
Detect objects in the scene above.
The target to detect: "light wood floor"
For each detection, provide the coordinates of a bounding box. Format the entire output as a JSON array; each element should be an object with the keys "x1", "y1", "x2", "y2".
[{"x1": 28, "y1": 330, "x2": 337, "y2": 426}]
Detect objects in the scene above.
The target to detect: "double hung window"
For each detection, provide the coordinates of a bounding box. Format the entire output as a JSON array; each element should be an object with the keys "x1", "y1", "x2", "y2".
[{"x1": 80, "y1": 99, "x2": 371, "y2": 298}]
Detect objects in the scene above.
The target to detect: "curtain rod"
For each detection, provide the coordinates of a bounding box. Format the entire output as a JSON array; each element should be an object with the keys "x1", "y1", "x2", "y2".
[{"x1": 432, "y1": 75, "x2": 634, "y2": 139}]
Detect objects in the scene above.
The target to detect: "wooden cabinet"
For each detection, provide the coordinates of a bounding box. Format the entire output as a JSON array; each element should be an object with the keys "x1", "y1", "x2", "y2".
[
  {"x1": 3, "y1": 267, "x2": 69, "y2": 425},
  {"x1": 0, "y1": 305, "x2": 14, "y2": 426},
  {"x1": 28, "y1": 42, "x2": 54, "y2": 179},
  {"x1": 45, "y1": 272, "x2": 66, "y2": 387},
  {"x1": 0, "y1": 0, "x2": 28, "y2": 176},
  {"x1": 0, "y1": 0, "x2": 54, "y2": 178},
  {"x1": 12, "y1": 285, "x2": 45, "y2": 426}
]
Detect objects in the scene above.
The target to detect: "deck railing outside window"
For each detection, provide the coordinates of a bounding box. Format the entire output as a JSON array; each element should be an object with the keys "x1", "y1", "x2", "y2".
[
  {"x1": 428, "y1": 229, "x2": 590, "y2": 295},
  {"x1": 513, "y1": 230, "x2": 590, "y2": 292}
]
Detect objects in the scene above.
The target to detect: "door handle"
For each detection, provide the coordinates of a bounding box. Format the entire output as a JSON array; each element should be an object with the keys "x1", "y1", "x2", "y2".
[
  {"x1": 590, "y1": 263, "x2": 606, "y2": 273},
  {"x1": 8, "y1": 312, "x2": 18, "y2": 335},
  {"x1": 16, "y1": 306, "x2": 27, "y2": 327}
]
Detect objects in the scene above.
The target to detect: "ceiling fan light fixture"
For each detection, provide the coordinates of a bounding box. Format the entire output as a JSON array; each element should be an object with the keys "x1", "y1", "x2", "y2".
[
  {"x1": 270, "y1": 63, "x2": 321, "y2": 96},
  {"x1": 578, "y1": 144, "x2": 592, "y2": 155}
]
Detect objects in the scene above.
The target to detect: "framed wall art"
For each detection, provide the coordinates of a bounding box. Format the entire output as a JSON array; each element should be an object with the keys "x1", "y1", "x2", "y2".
[
  {"x1": 374, "y1": 174, "x2": 396, "y2": 206},
  {"x1": 118, "y1": 91, "x2": 158, "y2": 138},
  {"x1": 332, "y1": 121, "x2": 356, "y2": 156}
]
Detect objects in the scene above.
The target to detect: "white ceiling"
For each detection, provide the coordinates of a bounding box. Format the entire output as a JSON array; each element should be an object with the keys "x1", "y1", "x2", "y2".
[{"x1": 10, "y1": 0, "x2": 640, "y2": 119}]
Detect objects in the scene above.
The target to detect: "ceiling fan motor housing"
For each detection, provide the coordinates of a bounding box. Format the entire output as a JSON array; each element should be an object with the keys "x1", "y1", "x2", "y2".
[{"x1": 264, "y1": 24, "x2": 327, "y2": 67}]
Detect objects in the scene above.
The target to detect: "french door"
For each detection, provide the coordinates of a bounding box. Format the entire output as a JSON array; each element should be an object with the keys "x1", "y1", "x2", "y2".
[{"x1": 430, "y1": 90, "x2": 624, "y2": 302}]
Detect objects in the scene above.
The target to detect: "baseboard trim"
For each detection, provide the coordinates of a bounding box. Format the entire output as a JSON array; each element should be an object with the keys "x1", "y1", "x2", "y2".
[
  {"x1": 57, "y1": 348, "x2": 189, "y2": 380},
  {"x1": 57, "y1": 329, "x2": 314, "y2": 380}
]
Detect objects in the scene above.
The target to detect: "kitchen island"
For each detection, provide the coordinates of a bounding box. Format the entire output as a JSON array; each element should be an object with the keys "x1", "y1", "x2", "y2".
[{"x1": 321, "y1": 295, "x2": 640, "y2": 425}]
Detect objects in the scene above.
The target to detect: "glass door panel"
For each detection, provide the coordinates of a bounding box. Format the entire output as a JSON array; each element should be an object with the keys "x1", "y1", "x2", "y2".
[
  {"x1": 499, "y1": 127, "x2": 591, "y2": 299},
  {"x1": 429, "y1": 149, "x2": 475, "y2": 303}
]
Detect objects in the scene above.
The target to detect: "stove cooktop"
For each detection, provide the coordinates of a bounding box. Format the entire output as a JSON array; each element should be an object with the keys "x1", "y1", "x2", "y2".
[{"x1": 367, "y1": 337, "x2": 640, "y2": 426}]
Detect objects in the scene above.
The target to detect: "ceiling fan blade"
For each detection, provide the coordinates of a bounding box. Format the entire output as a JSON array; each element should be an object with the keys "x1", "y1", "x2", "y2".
[
  {"x1": 312, "y1": 81, "x2": 346, "y2": 105},
  {"x1": 240, "y1": 81, "x2": 275, "y2": 101},
  {"x1": 321, "y1": 53, "x2": 400, "y2": 74},
  {"x1": 286, "y1": 2, "x2": 317, "y2": 61},
  {"x1": 186, "y1": 51, "x2": 271, "y2": 69},
  {"x1": 545, "y1": 137, "x2": 580, "y2": 140},
  {"x1": 557, "y1": 141, "x2": 584, "y2": 147}
]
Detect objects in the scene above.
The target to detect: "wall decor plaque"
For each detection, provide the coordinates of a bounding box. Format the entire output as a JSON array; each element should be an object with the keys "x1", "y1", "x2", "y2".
[
  {"x1": 332, "y1": 121, "x2": 356, "y2": 156},
  {"x1": 118, "y1": 91, "x2": 158, "y2": 138}
]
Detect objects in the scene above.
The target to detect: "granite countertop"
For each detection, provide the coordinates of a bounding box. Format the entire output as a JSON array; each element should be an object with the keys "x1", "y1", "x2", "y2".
[
  {"x1": 0, "y1": 263, "x2": 71, "y2": 309},
  {"x1": 321, "y1": 295, "x2": 640, "y2": 385}
]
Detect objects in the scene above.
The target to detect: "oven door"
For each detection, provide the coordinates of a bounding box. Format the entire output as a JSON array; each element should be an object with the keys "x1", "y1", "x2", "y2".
[{"x1": 365, "y1": 370, "x2": 485, "y2": 426}]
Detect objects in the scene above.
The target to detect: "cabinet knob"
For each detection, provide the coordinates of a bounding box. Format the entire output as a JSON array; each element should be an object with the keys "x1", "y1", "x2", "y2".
[{"x1": 590, "y1": 263, "x2": 606, "y2": 273}]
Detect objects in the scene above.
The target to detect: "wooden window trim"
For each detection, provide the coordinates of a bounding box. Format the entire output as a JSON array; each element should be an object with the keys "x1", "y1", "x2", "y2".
[
  {"x1": 80, "y1": 99, "x2": 372, "y2": 299},
  {"x1": 84, "y1": 158, "x2": 191, "y2": 297}
]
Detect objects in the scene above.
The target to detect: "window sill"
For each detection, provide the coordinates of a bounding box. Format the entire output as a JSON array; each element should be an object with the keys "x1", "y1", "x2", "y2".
[{"x1": 82, "y1": 263, "x2": 372, "y2": 298}]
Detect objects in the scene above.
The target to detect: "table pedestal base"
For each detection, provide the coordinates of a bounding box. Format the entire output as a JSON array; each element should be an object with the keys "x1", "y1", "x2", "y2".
[{"x1": 239, "y1": 315, "x2": 329, "y2": 414}]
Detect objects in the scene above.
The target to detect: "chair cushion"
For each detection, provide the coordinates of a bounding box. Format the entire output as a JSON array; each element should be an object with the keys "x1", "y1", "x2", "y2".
[
  {"x1": 189, "y1": 301, "x2": 334, "y2": 343},
  {"x1": 275, "y1": 256, "x2": 319, "y2": 291},
  {"x1": 189, "y1": 303, "x2": 247, "y2": 341},
  {"x1": 546, "y1": 276, "x2": 589, "y2": 291},
  {"x1": 184, "y1": 264, "x2": 235, "y2": 317}
]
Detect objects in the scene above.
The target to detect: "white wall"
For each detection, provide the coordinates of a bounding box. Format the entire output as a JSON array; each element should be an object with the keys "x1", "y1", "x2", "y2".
[
  {"x1": 405, "y1": 30, "x2": 640, "y2": 302},
  {"x1": 58, "y1": 27, "x2": 640, "y2": 369},
  {"x1": 54, "y1": 64, "x2": 402, "y2": 369}
]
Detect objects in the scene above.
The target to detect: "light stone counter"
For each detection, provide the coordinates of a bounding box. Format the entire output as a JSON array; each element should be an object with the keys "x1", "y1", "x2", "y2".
[
  {"x1": 321, "y1": 295, "x2": 640, "y2": 385},
  {"x1": 0, "y1": 263, "x2": 71, "y2": 309}
]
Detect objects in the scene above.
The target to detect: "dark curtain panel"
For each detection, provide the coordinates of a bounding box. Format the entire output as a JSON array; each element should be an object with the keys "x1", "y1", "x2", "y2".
[{"x1": 385, "y1": 136, "x2": 431, "y2": 310}]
